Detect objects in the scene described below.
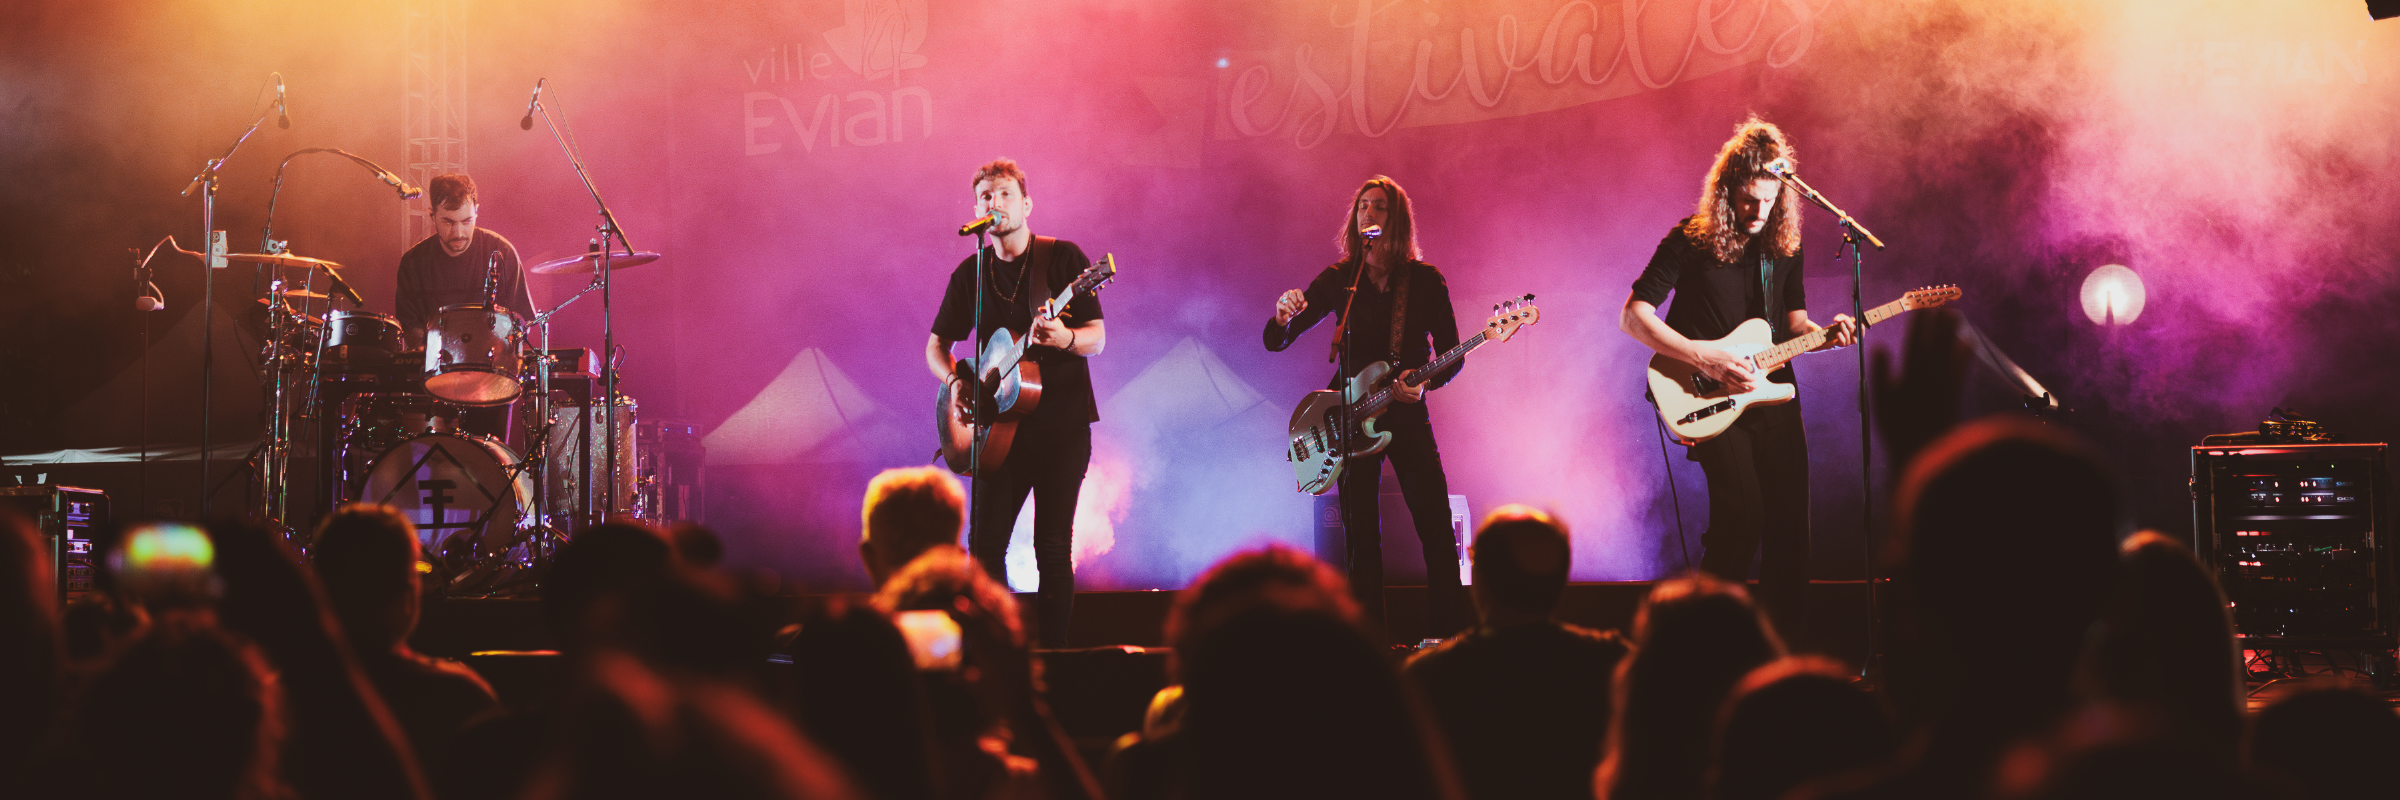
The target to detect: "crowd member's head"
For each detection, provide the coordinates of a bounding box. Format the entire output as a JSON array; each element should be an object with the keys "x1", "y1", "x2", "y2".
[
  {"x1": 311, "y1": 504, "x2": 423, "y2": 653},
  {"x1": 859, "y1": 467, "x2": 966, "y2": 586},
  {"x1": 1597, "y1": 573, "x2": 1784, "y2": 800},
  {"x1": 670, "y1": 523, "x2": 726, "y2": 570},
  {"x1": 2084, "y1": 531, "x2": 2241, "y2": 754},
  {"x1": 1467, "y1": 505, "x2": 1571, "y2": 627},
  {"x1": 785, "y1": 598, "x2": 937, "y2": 800},
  {"x1": 42, "y1": 614, "x2": 290, "y2": 800},
  {"x1": 0, "y1": 510, "x2": 62, "y2": 775},
  {"x1": 1884, "y1": 417, "x2": 2124, "y2": 761},
  {"x1": 1709, "y1": 656, "x2": 1896, "y2": 800},
  {"x1": 525, "y1": 651, "x2": 862, "y2": 800},
  {"x1": 1168, "y1": 545, "x2": 1461, "y2": 800},
  {"x1": 543, "y1": 521, "x2": 677, "y2": 650},
  {"x1": 2244, "y1": 686, "x2": 2400, "y2": 799}
]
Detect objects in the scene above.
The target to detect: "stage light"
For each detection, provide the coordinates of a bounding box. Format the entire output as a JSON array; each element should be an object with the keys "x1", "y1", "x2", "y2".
[{"x1": 2079, "y1": 264, "x2": 2145, "y2": 326}]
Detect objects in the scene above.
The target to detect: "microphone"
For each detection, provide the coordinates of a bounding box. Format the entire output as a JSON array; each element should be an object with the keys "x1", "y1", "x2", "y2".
[
  {"x1": 1360, "y1": 225, "x2": 1383, "y2": 240},
  {"x1": 274, "y1": 73, "x2": 290, "y2": 129},
  {"x1": 520, "y1": 78, "x2": 544, "y2": 130},
  {"x1": 959, "y1": 212, "x2": 997, "y2": 237},
  {"x1": 373, "y1": 167, "x2": 423, "y2": 199},
  {"x1": 1763, "y1": 158, "x2": 1795, "y2": 180}
]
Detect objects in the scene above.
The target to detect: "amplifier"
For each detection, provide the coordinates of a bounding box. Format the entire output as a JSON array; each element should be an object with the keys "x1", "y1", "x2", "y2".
[
  {"x1": 2191, "y1": 443, "x2": 2391, "y2": 645},
  {"x1": 0, "y1": 485, "x2": 111, "y2": 605}
]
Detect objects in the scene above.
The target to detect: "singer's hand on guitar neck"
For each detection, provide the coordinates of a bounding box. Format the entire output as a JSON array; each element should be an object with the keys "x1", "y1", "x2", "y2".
[
  {"x1": 1690, "y1": 347, "x2": 1760, "y2": 393},
  {"x1": 1393, "y1": 370, "x2": 1426, "y2": 403},
  {"x1": 1029, "y1": 314, "x2": 1075, "y2": 352}
]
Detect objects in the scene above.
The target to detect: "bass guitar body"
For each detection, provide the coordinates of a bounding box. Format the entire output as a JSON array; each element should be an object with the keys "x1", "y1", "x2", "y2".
[
  {"x1": 1645, "y1": 318, "x2": 1796, "y2": 444},
  {"x1": 1287, "y1": 361, "x2": 1399, "y2": 496},
  {"x1": 936, "y1": 330, "x2": 1043, "y2": 475}
]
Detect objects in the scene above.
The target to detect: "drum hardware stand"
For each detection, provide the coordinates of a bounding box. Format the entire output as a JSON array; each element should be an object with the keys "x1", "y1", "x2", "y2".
[
  {"x1": 524, "y1": 277, "x2": 606, "y2": 531},
  {"x1": 523, "y1": 80, "x2": 643, "y2": 522},
  {"x1": 180, "y1": 73, "x2": 288, "y2": 518},
  {"x1": 132, "y1": 238, "x2": 178, "y2": 518}
]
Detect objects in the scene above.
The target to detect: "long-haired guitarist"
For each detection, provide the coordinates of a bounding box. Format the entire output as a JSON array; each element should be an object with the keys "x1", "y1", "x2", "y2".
[
  {"x1": 925, "y1": 158, "x2": 1105, "y2": 648},
  {"x1": 1265, "y1": 175, "x2": 1470, "y2": 642},
  {"x1": 1620, "y1": 118, "x2": 1854, "y2": 600}
]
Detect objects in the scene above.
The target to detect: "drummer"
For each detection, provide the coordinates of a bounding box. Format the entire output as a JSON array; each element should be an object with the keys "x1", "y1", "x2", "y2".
[
  {"x1": 397, "y1": 173, "x2": 533, "y2": 339},
  {"x1": 397, "y1": 173, "x2": 534, "y2": 441}
]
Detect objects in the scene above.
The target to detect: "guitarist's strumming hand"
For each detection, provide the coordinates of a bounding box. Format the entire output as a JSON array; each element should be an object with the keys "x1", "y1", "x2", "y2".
[
  {"x1": 1691, "y1": 347, "x2": 1760, "y2": 394},
  {"x1": 1393, "y1": 370, "x2": 1426, "y2": 403},
  {"x1": 1272, "y1": 289, "x2": 1307, "y2": 327}
]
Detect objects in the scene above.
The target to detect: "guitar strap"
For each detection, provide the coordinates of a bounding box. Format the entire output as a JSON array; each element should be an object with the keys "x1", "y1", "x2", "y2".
[
  {"x1": 1324, "y1": 259, "x2": 1414, "y2": 367},
  {"x1": 1759, "y1": 251, "x2": 1781, "y2": 341},
  {"x1": 1025, "y1": 235, "x2": 1057, "y2": 320}
]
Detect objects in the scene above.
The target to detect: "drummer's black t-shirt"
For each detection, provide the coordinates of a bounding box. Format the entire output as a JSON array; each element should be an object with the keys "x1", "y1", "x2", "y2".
[
  {"x1": 930, "y1": 237, "x2": 1103, "y2": 432},
  {"x1": 396, "y1": 228, "x2": 534, "y2": 335}
]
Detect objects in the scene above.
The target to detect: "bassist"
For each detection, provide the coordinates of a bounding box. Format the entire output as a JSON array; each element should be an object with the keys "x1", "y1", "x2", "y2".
[
  {"x1": 926, "y1": 158, "x2": 1104, "y2": 648},
  {"x1": 1265, "y1": 175, "x2": 1469, "y2": 642},
  {"x1": 1619, "y1": 119, "x2": 1853, "y2": 606}
]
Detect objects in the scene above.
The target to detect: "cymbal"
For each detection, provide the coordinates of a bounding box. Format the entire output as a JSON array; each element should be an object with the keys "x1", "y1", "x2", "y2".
[
  {"x1": 528, "y1": 250, "x2": 661, "y2": 275},
  {"x1": 255, "y1": 289, "x2": 331, "y2": 304},
  {"x1": 224, "y1": 252, "x2": 347, "y2": 271}
]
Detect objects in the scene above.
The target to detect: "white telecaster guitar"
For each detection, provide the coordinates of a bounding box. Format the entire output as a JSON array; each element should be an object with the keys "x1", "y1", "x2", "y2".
[{"x1": 1646, "y1": 285, "x2": 1960, "y2": 444}]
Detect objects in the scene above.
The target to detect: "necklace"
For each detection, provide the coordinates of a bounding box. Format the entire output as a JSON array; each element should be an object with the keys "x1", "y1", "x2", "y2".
[{"x1": 990, "y1": 249, "x2": 1032, "y2": 304}]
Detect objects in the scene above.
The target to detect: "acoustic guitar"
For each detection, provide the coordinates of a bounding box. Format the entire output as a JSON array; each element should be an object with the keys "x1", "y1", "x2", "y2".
[
  {"x1": 1286, "y1": 294, "x2": 1540, "y2": 495},
  {"x1": 1646, "y1": 284, "x2": 1960, "y2": 444},
  {"x1": 936, "y1": 253, "x2": 1119, "y2": 474}
]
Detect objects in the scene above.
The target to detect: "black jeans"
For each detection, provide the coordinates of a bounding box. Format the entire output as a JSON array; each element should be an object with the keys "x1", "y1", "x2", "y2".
[
  {"x1": 1338, "y1": 418, "x2": 1470, "y2": 642},
  {"x1": 1690, "y1": 399, "x2": 1810, "y2": 595},
  {"x1": 968, "y1": 420, "x2": 1089, "y2": 648}
]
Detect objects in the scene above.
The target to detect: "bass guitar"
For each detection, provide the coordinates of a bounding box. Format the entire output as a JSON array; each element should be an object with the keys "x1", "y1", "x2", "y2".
[
  {"x1": 1646, "y1": 284, "x2": 1960, "y2": 444},
  {"x1": 1286, "y1": 294, "x2": 1540, "y2": 495},
  {"x1": 936, "y1": 253, "x2": 1119, "y2": 474}
]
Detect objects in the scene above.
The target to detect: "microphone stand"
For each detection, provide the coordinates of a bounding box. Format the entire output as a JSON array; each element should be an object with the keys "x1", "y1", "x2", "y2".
[
  {"x1": 1771, "y1": 166, "x2": 1886, "y2": 679},
  {"x1": 966, "y1": 218, "x2": 993, "y2": 549},
  {"x1": 179, "y1": 88, "x2": 281, "y2": 519},
  {"x1": 527, "y1": 88, "x2": 637, "y2": 523}
]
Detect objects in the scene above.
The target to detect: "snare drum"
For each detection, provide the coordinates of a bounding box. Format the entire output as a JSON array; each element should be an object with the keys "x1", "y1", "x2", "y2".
[
  {"x1": 325, "y1": 310, "x2": 404, "y2": 370},
  {"x1": 424, "y1": 304, "x2": 524, "y2": 406}
]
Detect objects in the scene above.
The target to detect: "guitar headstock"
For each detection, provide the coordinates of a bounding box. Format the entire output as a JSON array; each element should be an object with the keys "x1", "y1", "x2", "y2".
[
  {"x1": 1073, "y1": 253, "x2": 1119, "y2": 295},
  {"x1": 1483, "y1": 294, "x2": 1540, "y2": 342},
  {"x1": 1901, "y1": 284, "x2": 1962, "y2": 311}
]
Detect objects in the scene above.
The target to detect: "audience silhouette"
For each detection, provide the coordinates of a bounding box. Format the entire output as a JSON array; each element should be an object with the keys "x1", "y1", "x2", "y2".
[
  {"x1": 1707, "y1": 656, "x2": 1895, "y2": 800},
  {"x1": 311, "y1": 504, "x2": 502, "y2": 777},
  {"x1": 1596, "y1": 573, "x2": 1783, "y2": 800},
  {"x1": 1406, "y1": 505, "x2": 1630, "y2": 800}
]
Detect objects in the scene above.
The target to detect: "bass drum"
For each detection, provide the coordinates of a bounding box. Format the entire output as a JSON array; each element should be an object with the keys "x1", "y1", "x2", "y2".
[{"x1": 358, "y1": 432, "x2": 537, "y2": 595}]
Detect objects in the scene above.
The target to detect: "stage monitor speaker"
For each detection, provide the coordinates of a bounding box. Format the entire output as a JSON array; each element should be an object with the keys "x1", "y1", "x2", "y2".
[
  {"x1": 0, "y1": 484, "x2": 111, "y2": 605},
  {"x1": 2191, "y1": 443, "x2": 2392, "y2": 648}
]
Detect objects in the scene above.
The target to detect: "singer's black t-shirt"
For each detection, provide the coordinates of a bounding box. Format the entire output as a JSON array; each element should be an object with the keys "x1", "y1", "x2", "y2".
[
  {"x1": 395, "y1": 228, "x2": 533, "y2": 335},
  {"x1": 931, "y1": 237, "x2": 1104, "y2": 432}
]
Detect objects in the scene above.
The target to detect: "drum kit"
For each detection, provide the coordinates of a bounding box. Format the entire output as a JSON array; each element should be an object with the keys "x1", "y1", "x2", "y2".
[{"x1": 229, "y1": 246, "x2": 675, "y2": 596}]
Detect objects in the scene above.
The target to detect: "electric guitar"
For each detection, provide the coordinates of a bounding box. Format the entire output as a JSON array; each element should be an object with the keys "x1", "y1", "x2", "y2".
[
  {"x1": 936, "y1": 253, "x2": 1119, "y2": 475},
  {"x1": 1286, "y1": 294, "x2": 1539, "y2": 495},
  {"x1": 1646, "y1": 285, "x2": 1960, "y2": 443}
]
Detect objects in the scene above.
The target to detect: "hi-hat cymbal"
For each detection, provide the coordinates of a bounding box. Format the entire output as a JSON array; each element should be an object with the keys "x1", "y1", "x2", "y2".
[
  {"x1": 528, "y1": 250, "x2": 661, "y2": 275},
  {"x1": 224, "y1": 252, "x2": 346, "y2": 271}
]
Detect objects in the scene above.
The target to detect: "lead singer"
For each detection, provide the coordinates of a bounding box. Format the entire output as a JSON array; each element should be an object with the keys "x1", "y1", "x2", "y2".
[
  {"x1": 1265, "y1": 175, "x2": 1469, "y2": 642},
  {"x1": 926, "y1": 158, "x2": 1104, "y2": 648}
]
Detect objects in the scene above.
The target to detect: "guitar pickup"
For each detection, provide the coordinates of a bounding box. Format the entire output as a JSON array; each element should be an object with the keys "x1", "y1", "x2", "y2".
[{"x1": 1679, "y1": 399, "x2": 1736, "y2": 425}]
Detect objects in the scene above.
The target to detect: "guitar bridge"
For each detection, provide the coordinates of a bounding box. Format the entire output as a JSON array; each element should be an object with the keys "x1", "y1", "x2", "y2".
[{"x1": 1679, "y1": 399, "x2": 1736, "y2": 425}]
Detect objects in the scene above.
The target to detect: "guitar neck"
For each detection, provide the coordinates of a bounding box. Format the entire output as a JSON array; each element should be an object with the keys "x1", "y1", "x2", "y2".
[
  {"x1": 1354, "y1": 330, "x2": 1489, "y2": 415},
  {"x1": 1041, "y1": 283, "x2": 1077, "y2": 321},
  {"x1": 1751, "y1": 297, "x2": 1912, "y2": 374}
]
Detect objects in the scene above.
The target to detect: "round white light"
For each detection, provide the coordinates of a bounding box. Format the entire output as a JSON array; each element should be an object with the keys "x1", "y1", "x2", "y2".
[{"x1": 2079, "y1": 264, "x2": 2145, "y2": 326}]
